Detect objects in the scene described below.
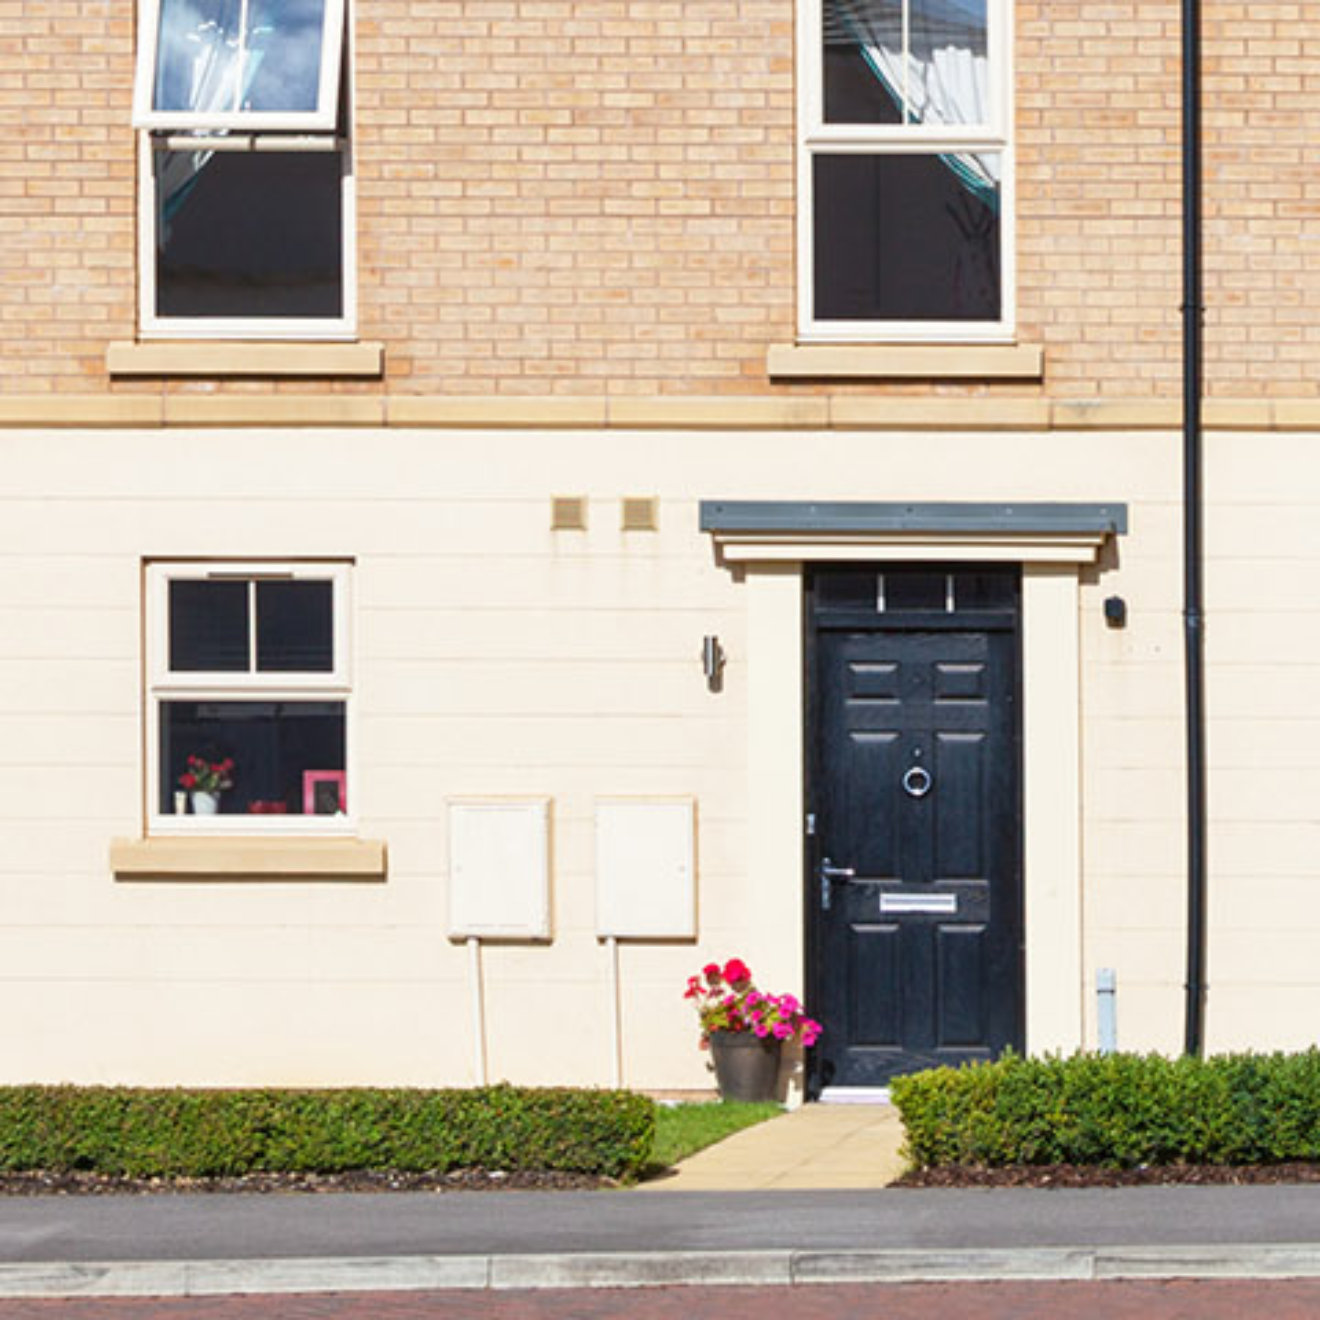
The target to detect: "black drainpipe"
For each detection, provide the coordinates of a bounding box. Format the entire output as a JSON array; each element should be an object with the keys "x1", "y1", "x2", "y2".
[{"x1": 1182, "y1": 0, "x2": 1207, "y2": 1057}]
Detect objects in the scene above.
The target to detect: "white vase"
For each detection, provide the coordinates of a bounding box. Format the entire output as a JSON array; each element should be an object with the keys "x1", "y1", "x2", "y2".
[{"x1": 191, "y1": 791, "x2": 221, "y2": 816}]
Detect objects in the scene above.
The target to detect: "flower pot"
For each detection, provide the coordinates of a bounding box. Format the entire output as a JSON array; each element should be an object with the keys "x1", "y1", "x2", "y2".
[
  {"x1": 709, "y1": 1031, "x2": 782, "y2": 1103},
  {"x1": 190, "y1": 791, "x2": 221, "y2": 816}
]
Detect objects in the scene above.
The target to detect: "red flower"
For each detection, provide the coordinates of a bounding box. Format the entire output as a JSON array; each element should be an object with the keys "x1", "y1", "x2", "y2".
[
  {"x1": 702, "y1": 962, "x2": 721, "y2": 983},
  {"x1": 723, "y1": 958, "x2": 752, "y2": 986},
  {"x1": 179, "y1": 772, "x2": 196, "y2": 789}
]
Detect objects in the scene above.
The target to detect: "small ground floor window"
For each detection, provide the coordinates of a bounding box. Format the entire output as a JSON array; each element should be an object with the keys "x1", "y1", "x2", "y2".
[{"x1": 146, "y1": 561, "x2": 352, "y2": 833}]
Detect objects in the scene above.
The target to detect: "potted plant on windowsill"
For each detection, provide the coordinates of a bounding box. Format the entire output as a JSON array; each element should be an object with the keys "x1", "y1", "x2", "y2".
[
  {"x1": 178, "y1": 755, "x2": 234, "y2": 816},
  {"x1": 685, "y1": 958, "x2": 822, "y2": 1103}
]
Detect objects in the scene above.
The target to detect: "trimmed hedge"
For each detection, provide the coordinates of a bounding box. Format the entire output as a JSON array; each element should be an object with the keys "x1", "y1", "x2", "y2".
[
  {"x1": 892, "y1": 1050, "x2": 1320, "y2": 1169},
  {"x1": 0, "y1": 1084, "x2": 655, "y2": 1181}
]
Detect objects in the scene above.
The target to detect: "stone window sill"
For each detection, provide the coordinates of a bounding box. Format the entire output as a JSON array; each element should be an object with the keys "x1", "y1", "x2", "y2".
[
  {"x1": 766, "y1": 343, "x2": 1044, "y2": 381},
  {"x1": 106, "y1": 342, "x2": 385, "y2": 379},
  {"x1": 111, "y1": 837, "x2": 387, "y2": 881}
]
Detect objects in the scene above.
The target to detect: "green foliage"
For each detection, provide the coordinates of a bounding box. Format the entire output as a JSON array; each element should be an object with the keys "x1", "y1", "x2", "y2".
[
  {"x1": 0, "y1": 1084, "x2": 655, "y2": 1182},
  {"x1": 650, "y1": 1100, "x2": 782, "y2": 1170},
  {"x1": 892, "y1": 1050, "x2": 1320, "y2": 1169}
]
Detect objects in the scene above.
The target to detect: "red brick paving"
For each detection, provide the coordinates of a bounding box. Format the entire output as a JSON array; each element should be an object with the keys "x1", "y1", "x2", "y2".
[{"x1": 0, "y1": 1282, "x2": 1314, "y2": 1320}]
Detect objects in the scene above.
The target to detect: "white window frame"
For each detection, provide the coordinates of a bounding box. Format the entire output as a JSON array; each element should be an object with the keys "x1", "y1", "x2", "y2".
[
  {"x1": 134, "y1": 0, "x2": 356, "y2": 340},
  {"x1": 796, "y1": 0, "x2": 1015, "y2": 343},
  {"x1": 145, "y1": 560, "x2": 355, "y2": 837},
  {"x1": 137, "y1": 135, "x2": 357, "y2": 341},
  {"x1": 132, "y1": 0, "x2": 347, "y2": 132}
]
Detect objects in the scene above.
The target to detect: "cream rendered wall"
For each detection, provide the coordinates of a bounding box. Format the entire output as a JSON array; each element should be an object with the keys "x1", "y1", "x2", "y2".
[{"x1": 1, "y1": 421, "x2": 1306, "y2": 1087}]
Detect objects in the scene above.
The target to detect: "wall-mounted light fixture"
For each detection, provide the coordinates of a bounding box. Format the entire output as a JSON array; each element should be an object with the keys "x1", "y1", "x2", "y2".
[
  {"x1": 1104, "y1": 596, "x2": 1128, "y2": 629},
  {"x1": 702, "y1": 635, "x2": 725, "y2": 692}
]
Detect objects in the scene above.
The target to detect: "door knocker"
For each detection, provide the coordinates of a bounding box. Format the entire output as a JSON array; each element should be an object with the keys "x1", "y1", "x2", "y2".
[{"x1": 902, "y1": 765, "x2": 933, "y2": 798}]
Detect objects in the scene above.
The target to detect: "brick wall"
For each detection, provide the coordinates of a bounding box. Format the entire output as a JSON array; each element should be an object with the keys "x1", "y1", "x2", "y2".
[{"x1": 2, "y1": 0, "x2": 1316, "y2": 397}]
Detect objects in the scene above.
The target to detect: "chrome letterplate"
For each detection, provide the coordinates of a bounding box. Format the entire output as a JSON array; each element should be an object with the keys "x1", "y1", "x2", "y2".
[{"x1": 880, "y1": 893, "x2": 958, "y2": 915}]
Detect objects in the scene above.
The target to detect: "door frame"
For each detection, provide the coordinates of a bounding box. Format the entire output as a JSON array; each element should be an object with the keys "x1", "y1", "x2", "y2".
[{"x1": 803, "y1": 565, "x2": 1025, "y2": 1094}]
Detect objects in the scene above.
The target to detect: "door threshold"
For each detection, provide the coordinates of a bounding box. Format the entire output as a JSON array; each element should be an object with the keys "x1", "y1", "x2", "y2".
[{"x1": 817, "y1": 1086, "x2": 892, "y2": 1104}]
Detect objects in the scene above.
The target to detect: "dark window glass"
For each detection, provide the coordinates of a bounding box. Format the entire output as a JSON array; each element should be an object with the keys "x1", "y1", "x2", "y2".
[
  {"x1": 813, "y1": 153, "x2": 1000, "y2": 321},
  {"x1": 155, "y1": 150, "x2": 343, "y2": 319},
  {"x1": 160, "y1": 700, "x2": 346, "y2": 816},
  {"x1": 169, "y1": 580, "x2": 249, "y2": 671},
  {"x1": 823, "y1": 0, "x2": 902, "y2": 124},
  {"x1": 257, "y1": 580, "x2": 334, "y2": 672},
  {"x1": 955, "y1": 570, "x2": 1018, "y2": 611},
  {"x1": 885, "y1": 571, "x2": 947, "y2": 611},
  {"x1": 814, "y1": 570, "x2": 880, "y2": 612}
]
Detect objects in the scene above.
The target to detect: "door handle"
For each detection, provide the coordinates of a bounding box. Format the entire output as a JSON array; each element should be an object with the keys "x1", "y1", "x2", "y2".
[{"x1": 820, "y1": 857, "x2": 856, "y2": 911}]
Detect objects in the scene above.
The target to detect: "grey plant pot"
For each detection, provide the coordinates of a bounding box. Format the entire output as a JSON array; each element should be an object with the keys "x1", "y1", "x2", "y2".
[{"x1": 709, "y1": 1031, "x2": 782, "y2": 1103}]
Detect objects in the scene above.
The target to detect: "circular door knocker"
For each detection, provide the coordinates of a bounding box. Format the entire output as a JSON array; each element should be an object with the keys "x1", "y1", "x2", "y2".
[{"x1": 902, "y1": 765, "x2": 933, "y2": 798}]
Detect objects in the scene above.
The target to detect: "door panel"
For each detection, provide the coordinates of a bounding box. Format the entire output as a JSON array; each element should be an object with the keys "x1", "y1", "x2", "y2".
[{"x1": 809, "y1": 567, "x2": 1023, "y2": 1091}]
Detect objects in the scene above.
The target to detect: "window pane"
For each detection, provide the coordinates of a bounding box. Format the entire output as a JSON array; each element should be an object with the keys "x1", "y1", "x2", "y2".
[
  {"x1": 955, "y1": 569, "x2": 1018, "y2": 612},
  {"x1": 885, "y1": 571, "x2": 946, "y2": 612},
  {"x1": 823, "y1": 0, "x2": 902, "y2": 124},
  {"x1": 169, "y1": 580, "x2": 249, "y2": 671},
  {"x1": 154, "y1": 150, "x2": 344, "y2": 320},
  {"x1": 913, "y1": 0, "x2": 987, "y2": 61},
  {"x1": 813, "y1": 153, "x2": 1001, "y2": 321},
  {"x1": 243, "y1": 0, "x2": 331, "y2": 113},
  {"x1": 814, "y1": 569, "x2": 880, "y2": 612},
  {"x1": 824, "y1": 0, "x2": 988, "y2": 127},
  {"x1": 151, "y1": 0, "x2": 331, "y2": 117},
  {"x1": 257, "y1": 580, "x2": 334, "y2": 672},
  {"x1": 159, "y1": 700, "x2": 346, "y2": 816}
]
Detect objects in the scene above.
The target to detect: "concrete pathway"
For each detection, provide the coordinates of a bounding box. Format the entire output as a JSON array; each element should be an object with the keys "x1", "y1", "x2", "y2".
[{"x1": 643, "y1": 1103, "x2": 907, "y2": 1190}]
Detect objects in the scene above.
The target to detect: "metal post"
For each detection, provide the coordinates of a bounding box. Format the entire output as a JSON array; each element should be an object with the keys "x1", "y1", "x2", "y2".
[
  {"x1": 607, "y1": 935, "x2": 623, "y2": 1088},
  {"x1": 468, "y1": 937, "x2": 488, "y2": 1085},
  {"x1": 1096, "y1": 968, "x2": 1118, "y2": 1055}
]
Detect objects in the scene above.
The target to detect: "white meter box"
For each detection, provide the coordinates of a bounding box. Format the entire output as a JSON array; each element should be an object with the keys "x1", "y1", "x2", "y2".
[
  {"x1": 595, "y1": 798, "x2": 696, "y2": 939},
  {"x1": 448, "y1": 798, "x2": 550, "y2": 939}
]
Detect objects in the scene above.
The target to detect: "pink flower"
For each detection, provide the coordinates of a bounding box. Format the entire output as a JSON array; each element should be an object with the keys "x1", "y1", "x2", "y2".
[
  {"x1": 754, "y1": 1022, "x2": 770, "y2": 1037},
  {"x1": 773, "y1": 1022, "x2": 793, "y2": 1040},
  {"x1": 723, "y1": 958, "x2": 752, "y2": 986}
]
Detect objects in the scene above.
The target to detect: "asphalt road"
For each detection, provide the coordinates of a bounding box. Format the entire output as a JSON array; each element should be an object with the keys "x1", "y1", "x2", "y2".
[
  {"x1": 6, "y1": 1186, "x2": 1320, "y2": 1263},
  {"x1": 0, "y1": 1281, "x2": 1311, "y2": 1320}
]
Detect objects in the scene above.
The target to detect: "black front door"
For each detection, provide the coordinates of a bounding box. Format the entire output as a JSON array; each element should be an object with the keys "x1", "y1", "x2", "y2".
[{"x1": 807, "y1": 565, "x2": 1023, "y2": 1090}]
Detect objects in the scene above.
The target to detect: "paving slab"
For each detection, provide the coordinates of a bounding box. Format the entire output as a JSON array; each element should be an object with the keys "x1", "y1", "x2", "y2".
[{"x1": 644, "y1": 1103, "x2": 906, "y2": 1190}]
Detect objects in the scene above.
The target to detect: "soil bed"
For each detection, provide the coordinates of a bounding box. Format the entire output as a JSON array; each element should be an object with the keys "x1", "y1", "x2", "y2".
[
  {"x1": 896, "y1": 1162, "x2": 1320, "y2": 1189},
  {"x1": 0, "y1": 1169, "x2": 608, "y2": 1196}
]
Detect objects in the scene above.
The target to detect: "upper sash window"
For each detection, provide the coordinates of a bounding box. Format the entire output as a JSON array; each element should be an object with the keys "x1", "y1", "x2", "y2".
[{"x1": 132, "y1": 0, "x2": 347, "y2": 132}]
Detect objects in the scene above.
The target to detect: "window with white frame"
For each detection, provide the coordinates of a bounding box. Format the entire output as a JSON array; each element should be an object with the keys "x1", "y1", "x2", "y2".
[
  {"x1": 146, "y1": 563, "x2": 353, "y2": 832},
  {"x1": 131, "y1": 0, "x2": 354, "y2": 338},
  {"x1": 798, "y1": 0, "x2": 1011, "y2": 340}
]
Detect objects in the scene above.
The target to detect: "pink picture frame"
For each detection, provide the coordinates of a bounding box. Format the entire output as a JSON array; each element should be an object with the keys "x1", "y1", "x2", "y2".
[{"x1": 303, "y1": 770, "x2": 347, "y2": 815}]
